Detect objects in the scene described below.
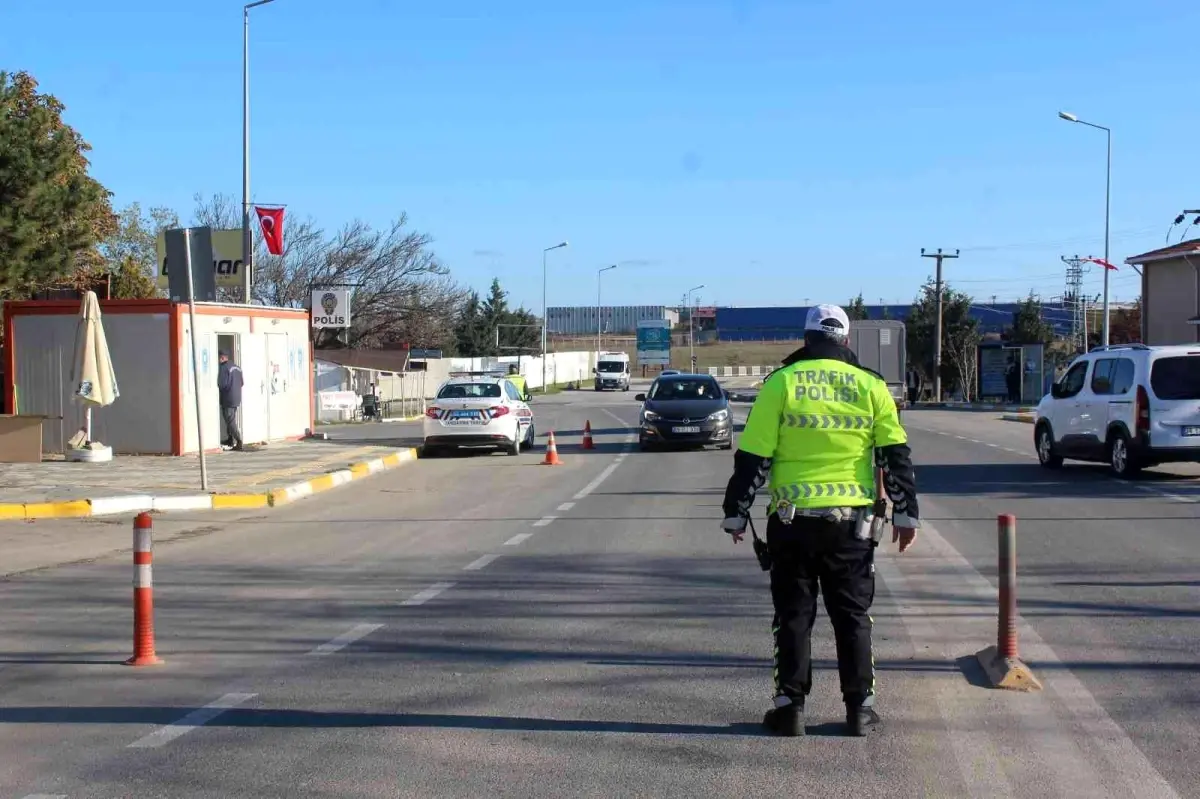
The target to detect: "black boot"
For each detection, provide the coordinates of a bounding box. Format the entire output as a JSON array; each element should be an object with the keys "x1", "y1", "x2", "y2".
[
  {"x1": 762, "y1": 702, "x2": 804, "y2": 737},
  {"x1": 845, "y1": 704, "x2": 881, "y2": 737}
]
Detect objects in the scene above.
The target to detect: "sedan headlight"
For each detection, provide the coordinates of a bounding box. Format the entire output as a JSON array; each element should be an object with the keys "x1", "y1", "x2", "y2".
[
  {"x1": 642, "y1": 409, "x2": 660, "y2": 423},
  {"x1": 707, "y1": 409, "x2": 730, "y2": 422}
]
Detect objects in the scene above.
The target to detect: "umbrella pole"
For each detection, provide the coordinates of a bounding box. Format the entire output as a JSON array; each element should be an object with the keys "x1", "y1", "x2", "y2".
[{"x1": 85, "y1": 406, "x2": 92, "y2": 444}]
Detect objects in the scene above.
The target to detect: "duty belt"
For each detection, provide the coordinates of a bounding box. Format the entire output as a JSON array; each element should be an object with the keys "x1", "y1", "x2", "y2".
[{"x1": 776, "y1": 504, "x2": 862, "y2": 523}]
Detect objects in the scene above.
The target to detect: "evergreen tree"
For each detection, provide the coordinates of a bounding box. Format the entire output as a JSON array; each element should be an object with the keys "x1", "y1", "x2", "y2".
[
  {"x1": 905, "y1": 280, "x2": 979, "y2": 395},
  {"x1": 1007, "y1": 293, "x2": 1054, "y2": 345},
  {"x1": 0, "y1": 71, "x2": 116, "y2": 297},
  {"x1": 846, "y1": 293, "x2": 869, "y2": 321}
]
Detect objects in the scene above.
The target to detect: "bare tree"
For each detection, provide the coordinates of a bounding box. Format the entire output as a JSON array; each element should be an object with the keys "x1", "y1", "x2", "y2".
[
  {"x1": 945, "y1": 325, "x2": 981, "y2": 402},
  {"x1": 192, "y1": 193, "x2": 466, "y2": 350}
]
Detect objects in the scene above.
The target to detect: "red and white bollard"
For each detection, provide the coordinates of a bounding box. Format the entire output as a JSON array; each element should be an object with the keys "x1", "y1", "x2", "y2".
[
  {"x1": 975, "y1": 513, "x2": 1040, "y2": 690},
  {"x1": 125, "y1": 512, "x2": 163, "y2": 666},
  {"x1": 997, "y1": 513, "x2": 1018, "y2": 659}
]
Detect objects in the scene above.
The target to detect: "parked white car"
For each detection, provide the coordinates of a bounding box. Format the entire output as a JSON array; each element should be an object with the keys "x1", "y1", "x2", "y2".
[
  {"x1": 1034, "y1": 344, "x2": 1200, "y2": 477},
  {"x1": 422, "y1": 372, "x2": 535, "y2": 457}
]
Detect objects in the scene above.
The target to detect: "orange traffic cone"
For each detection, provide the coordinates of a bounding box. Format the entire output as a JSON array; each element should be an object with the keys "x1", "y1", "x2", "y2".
[
  {"x1": 582, "y1": 420, "x2": 594, "y2": 450},
  {"x1": 543, "y1": 431, "x2": 563, "y2": 466}
]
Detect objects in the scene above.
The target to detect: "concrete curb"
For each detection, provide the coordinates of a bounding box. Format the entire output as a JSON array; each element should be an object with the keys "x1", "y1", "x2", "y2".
[
  {"x1": 1001, "y1": 413, "x2": 1036, "y2": 425},
  {"x1": 0, "y1": 448, "x2": 419, "y2": 521}
]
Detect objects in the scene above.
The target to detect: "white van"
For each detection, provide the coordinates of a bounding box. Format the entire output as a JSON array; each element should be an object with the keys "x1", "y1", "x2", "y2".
[
  {"x1": 595, "y1": 352, "x2": 632, "y2": 391},
  {"x1": 1034, "y1": 344, "x2": 1200, "y2": 477}
]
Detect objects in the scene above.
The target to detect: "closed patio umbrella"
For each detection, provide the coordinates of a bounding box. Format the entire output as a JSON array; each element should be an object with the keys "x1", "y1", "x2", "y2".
[{"x1": 69, "y1": 291, "x2": 119, "y2": 458}]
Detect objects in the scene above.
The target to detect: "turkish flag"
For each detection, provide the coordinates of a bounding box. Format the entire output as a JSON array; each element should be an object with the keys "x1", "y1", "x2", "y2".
[
  {"x1": 1085, "y1": 257, "x2": 1118, "y2": 271},
  {"x1": 255, "y1": 206, "x2": 285, "y2": 255}
]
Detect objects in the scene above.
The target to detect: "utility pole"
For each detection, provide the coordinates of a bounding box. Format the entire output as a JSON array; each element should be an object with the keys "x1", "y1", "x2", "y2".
[{"x1": 920, "y1": 248, "x2": 960, "y2": 403}]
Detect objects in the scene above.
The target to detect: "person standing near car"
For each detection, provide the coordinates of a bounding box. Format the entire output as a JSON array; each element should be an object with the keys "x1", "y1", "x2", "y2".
[
  {"x1": 720, "y1": 304, "x2": 920, "y2": 737},
  {"x1": 507, "y1": 364, "x2": 528, "y2": 399},
  {"x1": 218, "y1": 351, "x2": 244, "y2": 451}
]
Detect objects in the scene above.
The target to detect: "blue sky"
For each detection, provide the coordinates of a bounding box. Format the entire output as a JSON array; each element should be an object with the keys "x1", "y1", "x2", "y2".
[{"x1": 3, "y1": 0, "x2": 1192, "y2": 311}]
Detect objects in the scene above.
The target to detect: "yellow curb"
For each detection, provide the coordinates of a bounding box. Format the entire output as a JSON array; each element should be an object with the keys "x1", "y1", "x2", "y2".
[
  {"x1": 212, "y1": 493, "x2": 270, "y2": 510},
  {"x1": 0, "y1": 504, "x2": 27, "y2": 520},
  {"x1": 307, "y1": 473, "x2": 338, "y2": 493},
  {"x1": 2, "y1": 448, "x2": 420, "y2": 521},
  {"x1": 22, "y1": 501, "x2": 92, "y2": 519},
  {"x1": 1001, "y1": 413, "x2": 1036, "y2": 425}
]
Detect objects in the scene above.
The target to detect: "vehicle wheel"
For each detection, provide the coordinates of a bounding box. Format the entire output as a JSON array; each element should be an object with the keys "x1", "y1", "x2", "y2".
[
  {"x1": 1035, "y1": 424, "x2": 1062, "y2": 469},
  {"x1": 639, "y1": 440, "x2": 653, "y2": 452},
  {"x1": 507, "y1": 434, "x2": 521, "y2": 457},
  {"x1": 525, "y1": 423, "x2": 537, "y2": 448},
  {"x1": 1108, "y1": 432, "x2": 1141, "y2": 479},
  {"x1": 421, "y1": 445, "x2": 440, "y2": 459}
]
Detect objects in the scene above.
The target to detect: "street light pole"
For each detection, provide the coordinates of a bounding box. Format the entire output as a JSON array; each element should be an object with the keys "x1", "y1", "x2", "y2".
[
  {"x1": 687, "y1": 284, "x2": 704, "y2": 371},
  {"x1": 597, "y1": 264, "x2": 617, "y2": 355},
  {"x1": 541, "y1": 241, "x2": 568, "y2": 391},
  {"x1": 1059, "y1": 111, "x2": 1112, "y2": 347},
  {"x1": 243, "y1": 0, "x2": 278, "y2": 306}
]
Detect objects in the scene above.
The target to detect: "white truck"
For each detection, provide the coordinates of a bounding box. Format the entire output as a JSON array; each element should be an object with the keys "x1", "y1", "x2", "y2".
[{"x1": 594, "y1": 351, "x2": 632, "y2": 391}]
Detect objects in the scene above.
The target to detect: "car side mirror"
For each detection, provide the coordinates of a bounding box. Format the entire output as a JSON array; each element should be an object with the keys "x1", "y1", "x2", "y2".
[{"x1": 635, "y1": 393, "x2": 646, "y2": 402}]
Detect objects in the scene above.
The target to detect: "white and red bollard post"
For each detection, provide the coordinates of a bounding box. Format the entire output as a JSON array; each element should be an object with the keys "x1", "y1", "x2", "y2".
[
  {"x1": 975, "y1": 513, "x2": 1040, "y2": 690},
  {"x1": 125, "y1": 512, "x2": 163, "y2": 667}
]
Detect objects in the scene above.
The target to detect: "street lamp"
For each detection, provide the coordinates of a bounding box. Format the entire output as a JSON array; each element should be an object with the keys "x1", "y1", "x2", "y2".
[
  {"x1": 1058, "y1": 109, "x2": 1112, "y2": 346},
  {"x1": 597, "y1": 264, "x2": 617, "y2": 355},
  {"x1": 243, "y1": 0, "x2": 280, "y2": 305},
  {"x1": 541, "y1": 241, "x2": 568, "y2": 391},
  {"x1": 687, "y1": 284, "x2": 705, "y2": 371}
]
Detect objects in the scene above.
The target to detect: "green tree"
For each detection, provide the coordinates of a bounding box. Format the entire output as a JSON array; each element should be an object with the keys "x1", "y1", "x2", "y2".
[
  {"x1": 905, "y1": 280, "x2": 978, "y2": 396},
  {"x1": 880, "y1": 303, "x2": 893, "y2": 320},
  {"x1": 846, "y1": 293, "x2": 869, "y2": 321},
  {"x1": 1007, "y1": 293, "x2": 1054, "y2": 345},
  {"x1": 0, "y1": 71, "x2": 116, "y2": 297},
  {"x1": 453, "y1": 292, "x2": 489, "y2": 356},
  {"x1": 1110, "y1": 298, "x2": 1142, "y2": 344}
]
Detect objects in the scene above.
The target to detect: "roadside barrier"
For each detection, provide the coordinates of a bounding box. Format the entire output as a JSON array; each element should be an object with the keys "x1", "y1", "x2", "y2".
[
  {"x1": 125, "y1": 512, "x2": 163, "y2": 667},
  {"x1": 582, "y1": 421, "x2": 595, "y2": 450},
  {"x1": 543, "y1": 431, "x2": 562, "y2": 466},
  {"x1": 975, "y1": 514, "x2": 1040, "y2": 690}
]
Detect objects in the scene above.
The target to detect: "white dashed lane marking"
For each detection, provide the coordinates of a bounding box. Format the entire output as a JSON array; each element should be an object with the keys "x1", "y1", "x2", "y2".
[
  {"x1": 128, "y1": 693, "x2": 257, "y2": 749},
  {"x1": 504, "y1": 533, "x2": 533, "y2": 546},
  {"x1": 557, "y1": 502, "x2": 575, "y2": 512},
  {"x1": 308, "y1": 623, "x2": 384, "y2": 656},
  {"x1": 401, "y1": 582, "x2": 456, "y2": 606},
  {"x1": 532, "y1": 516, "x2": 556, "y2": 527},
  {"x1": 464, "y1": 554, "x2": 501, "y2": 571}
]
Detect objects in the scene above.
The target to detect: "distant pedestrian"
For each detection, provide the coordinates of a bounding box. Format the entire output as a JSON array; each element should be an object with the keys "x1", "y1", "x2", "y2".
[
  {"x1": 905, "y1": 366, "x2": 922, "y2": 405},
  {"x1": 1005, "y1": 356, "x2": 1020, "y2": 405},
  {"x1": 218, "y1": 351, "x2": 244, "y2": 451}
]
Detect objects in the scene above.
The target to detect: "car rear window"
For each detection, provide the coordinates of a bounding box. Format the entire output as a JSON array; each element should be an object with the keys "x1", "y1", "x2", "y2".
[
  {"x1": 1150, "y1": 356, "x2": 1200, "y2": 401},
  {"x1": 437, "y1": 383, "x2": 502, "y2": 399}
]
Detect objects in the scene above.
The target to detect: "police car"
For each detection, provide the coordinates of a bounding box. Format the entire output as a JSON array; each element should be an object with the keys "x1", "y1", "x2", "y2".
[{"x1": 422, "y1": 371, "x2": 536, "y2": 457}]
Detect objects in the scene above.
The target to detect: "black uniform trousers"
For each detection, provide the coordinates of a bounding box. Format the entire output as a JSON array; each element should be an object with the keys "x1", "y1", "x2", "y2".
[
  {"x1": 767, "y1": 512, "x2": 876, "y2": 707},
  {"x1": 221, "y1": 406, "x2": 243, "y2": 449}
]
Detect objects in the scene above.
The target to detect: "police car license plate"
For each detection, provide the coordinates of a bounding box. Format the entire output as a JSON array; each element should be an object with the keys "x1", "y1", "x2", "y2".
[
  {"x1": 672, "y1": 426, "x2": 700, "y2": 434},
  {"x1": 1184, "y1": 426, "x2": 1200, "y2": 437},
  {"x1": 450, "y1": 410, "x2": 481, "y2": 420}
]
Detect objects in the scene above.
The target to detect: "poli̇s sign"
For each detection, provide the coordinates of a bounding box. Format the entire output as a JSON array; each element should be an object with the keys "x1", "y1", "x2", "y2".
[{"x1": 311, "y1": 289, "x2": 352, "y2": 329}]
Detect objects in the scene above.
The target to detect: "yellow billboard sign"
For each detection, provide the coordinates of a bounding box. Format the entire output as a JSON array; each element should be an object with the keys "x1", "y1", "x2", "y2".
[{"x1": 155, "y1": 228, "x2": 246, "y2": 289}]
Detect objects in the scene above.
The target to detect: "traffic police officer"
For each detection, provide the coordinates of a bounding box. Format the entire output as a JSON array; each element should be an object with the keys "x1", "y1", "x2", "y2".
[
  {"x1": 721, "y1": 304, "x2": 920, "y2": 737},
  {"x1": 507, "y1": 365, "x2": 528, "y2": 398}
]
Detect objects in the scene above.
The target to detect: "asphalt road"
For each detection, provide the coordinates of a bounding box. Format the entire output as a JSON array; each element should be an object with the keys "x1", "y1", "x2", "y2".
[{"x1": 0, "y1": 395, "x2": 1196, "y2": 797}]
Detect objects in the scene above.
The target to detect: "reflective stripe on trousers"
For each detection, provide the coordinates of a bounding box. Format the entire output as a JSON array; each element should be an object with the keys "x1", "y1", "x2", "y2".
[{"x1": 772, "y1": 483, "x2": 876, "y2": 503}]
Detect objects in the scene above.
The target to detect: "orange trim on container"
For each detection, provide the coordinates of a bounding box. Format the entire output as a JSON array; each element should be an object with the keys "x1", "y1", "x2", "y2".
[
  {"x1": 3, "y1": 302, "x2": 16, "y2": 414},
  {"x1": 193, "y1": 305, "x2": 307, "y2": 320},
  {"x1": 170, "y1": 304, "x2": 184, "y2": 456},
  {"x1": 308, "y1": 339, "x2": 315, "y2": 429}
]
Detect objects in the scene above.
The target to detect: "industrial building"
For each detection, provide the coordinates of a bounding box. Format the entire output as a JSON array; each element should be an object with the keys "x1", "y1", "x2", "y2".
[{"x1": 546, "y1": 305, "x2": 679, "y2": 336}]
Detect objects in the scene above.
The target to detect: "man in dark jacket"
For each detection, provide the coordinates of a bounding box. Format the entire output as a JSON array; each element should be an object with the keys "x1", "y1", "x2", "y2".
[{"x1": 218, "y1": 351, "x2": 244, "y2": 451}]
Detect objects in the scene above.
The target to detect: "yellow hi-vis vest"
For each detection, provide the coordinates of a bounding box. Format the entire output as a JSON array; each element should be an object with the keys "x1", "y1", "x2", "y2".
[
  {"x1": 508, "y1": 374, "x2": 527, "y2": 396},
  {"x1": 739, "y1": 358, "x2": 908, "y2": 510}
]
